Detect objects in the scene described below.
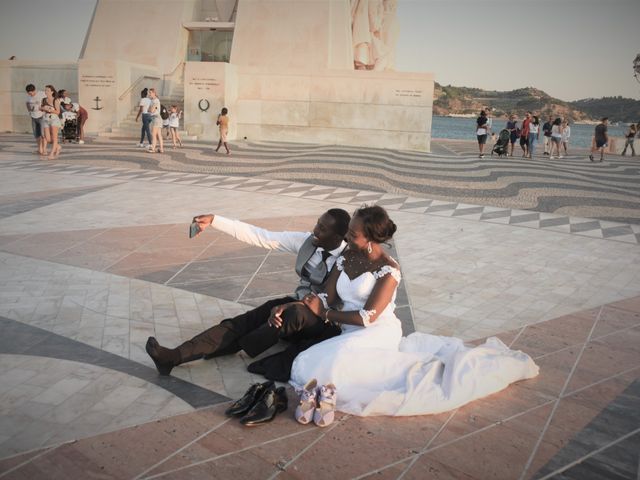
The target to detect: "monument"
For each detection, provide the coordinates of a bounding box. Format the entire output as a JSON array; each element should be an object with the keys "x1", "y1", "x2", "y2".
[{"x1": 1, "y1": 0, "x2": 434, "y2": 151}]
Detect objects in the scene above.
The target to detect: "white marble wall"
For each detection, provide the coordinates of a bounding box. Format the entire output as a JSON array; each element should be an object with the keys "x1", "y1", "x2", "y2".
[
  {"x1": 77, "y1": 60, "x2": 161, "y2": 134},
  {"x1": 234, "y1": 68, "x2": 434, "y2": 151},
  {"x1": 0, "y1": 61, "x2": 78, "y2": 133},
  {"x1": 231, "y1": 0, "x2": 353, "y2": 71},
  {"x1": 81, "y1": 0, "x2": 199, "y2": 74},
  {"x1": 183, "y1": 62, "x2": 237, "y2": 139}
]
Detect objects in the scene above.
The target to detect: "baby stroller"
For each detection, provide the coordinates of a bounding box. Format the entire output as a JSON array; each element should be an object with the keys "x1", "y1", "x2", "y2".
[
  {"x1": 62, "y1": 118, "x2": 78, "y2": 143},
  {"x1": 491, "y1": 129, "x2": 510, "y2": 157}
]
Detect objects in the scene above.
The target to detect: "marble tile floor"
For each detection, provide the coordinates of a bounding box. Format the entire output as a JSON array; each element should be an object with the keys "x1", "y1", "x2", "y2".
[
  {"x1": 0, "y1": 140, "x2": 639, "y2": 477},
  {"x1": 0, "y1": 295, "x2": 638, "y2": 479}
]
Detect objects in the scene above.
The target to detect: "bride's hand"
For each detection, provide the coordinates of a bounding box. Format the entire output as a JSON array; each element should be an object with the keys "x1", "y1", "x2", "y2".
[{"x1": 302, "y1": 294, "x2": 324, "y2": 316}]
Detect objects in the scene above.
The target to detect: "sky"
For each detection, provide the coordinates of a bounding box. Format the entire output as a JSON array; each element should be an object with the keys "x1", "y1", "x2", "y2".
[{"x1": 1, "y1": 0, "x2": 639, "y2": 101}]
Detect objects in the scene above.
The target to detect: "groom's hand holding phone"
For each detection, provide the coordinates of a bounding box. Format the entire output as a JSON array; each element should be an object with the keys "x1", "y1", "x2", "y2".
[{"x1": 189, "y1": 214, "x2": 214, "y2": 238}]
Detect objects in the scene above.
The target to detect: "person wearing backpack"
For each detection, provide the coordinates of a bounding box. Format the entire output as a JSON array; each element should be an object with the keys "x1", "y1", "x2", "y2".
[{"x1": 160, "y1": 104, "x2": 171, "y2": 139}]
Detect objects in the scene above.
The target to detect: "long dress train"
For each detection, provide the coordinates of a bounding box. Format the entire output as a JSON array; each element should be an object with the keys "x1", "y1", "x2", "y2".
[{"x1": 289, "y1": 258, "x2": 539, "y2": 417}]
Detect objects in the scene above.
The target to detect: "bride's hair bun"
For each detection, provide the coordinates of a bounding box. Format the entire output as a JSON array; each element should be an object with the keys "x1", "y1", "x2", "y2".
[{"x1": 354, "y1": 205, "x2": 397, "y2": 243}]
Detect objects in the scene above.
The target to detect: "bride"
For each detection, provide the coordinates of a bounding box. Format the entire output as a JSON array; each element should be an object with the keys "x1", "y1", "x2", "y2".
[{"x1": 293, "y1": 205, "x2": 539, "y2": 417}]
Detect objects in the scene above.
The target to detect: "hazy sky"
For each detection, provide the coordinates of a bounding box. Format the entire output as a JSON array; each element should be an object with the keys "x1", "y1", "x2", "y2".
[{"x1": 1, "y1": 0, "x2": 639, "y2": 101}]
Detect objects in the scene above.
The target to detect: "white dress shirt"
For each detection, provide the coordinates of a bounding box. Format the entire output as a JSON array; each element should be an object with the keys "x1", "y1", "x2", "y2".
[{"x1": 212, "y1": 215, "x2": 346, "y2": 271}]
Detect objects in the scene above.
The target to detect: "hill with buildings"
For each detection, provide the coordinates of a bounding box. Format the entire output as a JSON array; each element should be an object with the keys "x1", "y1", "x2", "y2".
[{"x1": 433, "y1": 83, "x2": 640, "y2": 122}]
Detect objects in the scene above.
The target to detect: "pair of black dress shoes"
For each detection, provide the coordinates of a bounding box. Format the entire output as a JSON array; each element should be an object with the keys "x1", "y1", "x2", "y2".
[{"x1": 225, "y1": 381, "x2": 288, "y2": 426}]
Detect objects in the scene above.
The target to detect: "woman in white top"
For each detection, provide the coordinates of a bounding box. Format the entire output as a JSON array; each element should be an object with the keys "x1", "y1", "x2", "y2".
[
  {"x1": 550, "y1": 117, "x2": 563, "y2": 159},
  {"x1": 168, "y1": 105, "x2": 183, "y2": 148},
  {"x1": 561, "y1": 120, "x2": 571, "y2": 155},
  {"x1": 527, "y1": 116, "x2": 540, "y2": 158},
  {"x1": 40, "y1": 85, "x2": 62, "y2": 159},
  {"x1": 146, "y1": 88, "x2": 164, "y2": 153}
]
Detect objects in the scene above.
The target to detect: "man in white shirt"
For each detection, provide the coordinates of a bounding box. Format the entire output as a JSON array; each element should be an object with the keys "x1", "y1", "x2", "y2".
[
  {"x1": 146, "y1": 208, "x2": 351, "y2": 378},
  {"x1": 25, "y1": 84, "x2": 46, "y2": 155}
]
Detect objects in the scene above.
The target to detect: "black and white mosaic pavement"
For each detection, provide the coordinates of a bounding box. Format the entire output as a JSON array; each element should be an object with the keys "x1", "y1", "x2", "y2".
[{"x1": 1, "y1": 134, "x2": 639, "y2": 243}]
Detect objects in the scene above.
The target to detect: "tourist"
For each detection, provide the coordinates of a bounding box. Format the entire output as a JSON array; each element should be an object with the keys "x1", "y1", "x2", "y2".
[
  {"x1": 561, "y1": 120, "x2": 571, "y2": 155},
  {"x1": 542, "y1": 116, "x2": 553, "y2": 155},
  {"x1": 25, "y1": 84, "x2": 46, "y2": 155},
  {"x1": 58, "y1": 89, "x2": 89, "y2": 145},
  {"x1": 475, "y1": 109, "x2": 488, "y2": 158},
  {"x1": 520, "y1": 111, "x2": 532, "y2": 157},
  {"x1": 621, "y1": 123, "x2": 636, "y2": 156},
  {"x1": 146, "y1": 88, "x2": 164, "y2": 153},
  {"x1": 162, "y1": 105, "x2": 171, "y2": 139},
  {"x1": 215, "y1": 107, "x2": 230, "y2": 154},
  {"x1": 506, "y1": 114, "x2": 519, "y2": 156},
  {"x1": 135, "y1": 88, "x2": 152, "y2": 148},
  {"x1": 528, "y1": 115, "x2": 540, "y2": 158},
  {"x1": 168, "y1": 105, "x2": 183, "y2": 148},
  {"x1": 549, "y1": 118, "x2": 563, "y2": 159},
  {"x1": 40, "y1": 85, "x2": 62, "y2": 159},
  {"x1": 486, "y1": 108, "x2": 493, "y2": 138},
  {"x1": 76, "y1": 103, "x2": 89, "y2": 144},
  {"x1": 290, "y1": 205, "x2": 538, "y2": 417},
  {"x1": 145, "y1": 209, "x2": 351, "y2": 380},
  {"x1": 60, "y1": 102, "x2": 77, "y2": 143},
  {"x1": 590, "y1": 118, "x2": 608, "y2": 162}
]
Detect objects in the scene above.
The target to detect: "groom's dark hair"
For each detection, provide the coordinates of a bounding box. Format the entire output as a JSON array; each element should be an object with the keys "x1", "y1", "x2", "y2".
[{"x1": 326, "y1": 208, "x2": 350, "y2": 237}]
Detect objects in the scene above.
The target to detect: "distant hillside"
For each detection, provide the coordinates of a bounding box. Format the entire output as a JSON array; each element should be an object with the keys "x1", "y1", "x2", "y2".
[
  {"x1": 433, "y1": 83, "x2": 640, "y2": 122},
  {"x1": 570, "y1": 97, "x2": 640, "y2": 123}
]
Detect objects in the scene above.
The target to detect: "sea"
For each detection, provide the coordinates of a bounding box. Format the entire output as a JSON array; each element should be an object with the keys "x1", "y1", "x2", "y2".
[{"x1": 431, "y1": 116, "x2": 631, "y2": 149}]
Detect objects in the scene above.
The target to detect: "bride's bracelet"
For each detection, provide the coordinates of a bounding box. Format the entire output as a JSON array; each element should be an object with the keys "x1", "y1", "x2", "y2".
[{"x1": 324, "y1": 308, "x2": 332, "y2": 324}]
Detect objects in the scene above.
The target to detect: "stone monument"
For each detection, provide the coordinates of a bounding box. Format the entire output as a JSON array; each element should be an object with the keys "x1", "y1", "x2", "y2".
[
  {"x1": 1, "y1": 0, "x2": 434, "y2": 151},
  {"x1": 187, "y1": 0, "x2": 434, "y2": 151}
]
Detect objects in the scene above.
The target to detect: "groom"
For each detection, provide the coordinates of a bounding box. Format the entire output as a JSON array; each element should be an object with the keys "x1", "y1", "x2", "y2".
[{"x1": 145, "y1": 208, "x2": 350, "y2": 379}]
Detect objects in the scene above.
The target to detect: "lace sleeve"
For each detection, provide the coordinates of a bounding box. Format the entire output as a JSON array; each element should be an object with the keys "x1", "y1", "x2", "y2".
[
  {"x1": 373, "y1": 265, "x2": 401, "y2": 282},
  {"x1": 359, "y1": 309, "x2": 377, "y2": 327},
  {"x1": 336, "y1": 256, "x2": 345, "y2": 271}
]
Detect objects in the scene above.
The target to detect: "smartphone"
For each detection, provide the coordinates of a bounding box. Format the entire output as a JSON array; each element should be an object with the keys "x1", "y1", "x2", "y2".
[{"x1": 189, "y1": 221, "x2": 200, "y2": 239}]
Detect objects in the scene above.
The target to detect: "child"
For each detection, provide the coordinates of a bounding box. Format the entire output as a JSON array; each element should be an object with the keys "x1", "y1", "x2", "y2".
[
  {"x1": 168, "y1": 105, "x2": 183, "y2": 148},
  {"x1": 215, "y1": 107, "x2": 230, "y2": 154},
  {"x1": 162, "y1": 109, "x2": 171, "y2": 139},
  {"x1": 60, "y1": 102, "x2": 78, "y2": 143}
]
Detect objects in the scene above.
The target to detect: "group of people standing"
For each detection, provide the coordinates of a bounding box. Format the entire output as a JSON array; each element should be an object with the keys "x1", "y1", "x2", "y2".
[
  {"x1": 25, "y1": 84, "x2": 88, "y2": 159},
  {"x1": 135, "y1": 87, "x2": 179, "y2": 153},
  {"x1": 477, "y1": 110, "x2": 639, "y2": 162},
  {"x1": 476, "y1": 110, "x2": 571, "y2": 159},
  {"x1": 135, "y1": 88, "x2": 230, "y2": 154}
]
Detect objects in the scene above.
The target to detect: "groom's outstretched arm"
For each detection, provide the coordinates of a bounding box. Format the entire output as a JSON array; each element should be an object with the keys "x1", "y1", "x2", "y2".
[{"x1": 192, "y1": 214, "x2": 309, "y2": 253}]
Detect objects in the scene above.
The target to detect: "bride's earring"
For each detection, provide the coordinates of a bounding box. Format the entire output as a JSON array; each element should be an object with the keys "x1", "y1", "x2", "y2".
[{"x1": 367, "y1": 242, "x2": 372, "y2": 254}]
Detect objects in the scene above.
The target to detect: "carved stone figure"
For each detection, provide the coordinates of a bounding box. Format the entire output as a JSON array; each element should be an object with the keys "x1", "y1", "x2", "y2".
[{"x1": 350, "y1": 0, "x2": 398, "y2": 71}]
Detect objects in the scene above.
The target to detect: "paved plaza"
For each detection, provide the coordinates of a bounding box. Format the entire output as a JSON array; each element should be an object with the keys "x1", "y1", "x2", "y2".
[{"x1": 0, "y1": 134, "x2": 639, "y2": 479}]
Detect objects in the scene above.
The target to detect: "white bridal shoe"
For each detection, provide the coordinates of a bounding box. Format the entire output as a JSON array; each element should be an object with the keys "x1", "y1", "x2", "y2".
[
  {"x1": 295, "y1": 379, "x2": 318, "y2": 425},
  {"x1": 313, "y1": 383, "x2": 337, "y2": 427}
]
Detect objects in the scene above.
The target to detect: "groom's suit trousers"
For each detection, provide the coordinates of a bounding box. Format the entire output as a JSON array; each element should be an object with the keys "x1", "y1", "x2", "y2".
[{"x1": 175, "y1": 296, "x2": 331, "y2": 363}]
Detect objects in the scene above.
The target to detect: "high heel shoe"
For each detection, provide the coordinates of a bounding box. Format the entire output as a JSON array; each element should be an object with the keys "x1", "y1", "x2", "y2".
[
  {"x1": 295, "y1": 379, "x2": 318, "y2": 425},
  {"x1": 225, "y1": 381, "x2": 274, "y2": 417},
  {"x1": 145, "y1": 337, "x2": 179, "y2": 375},
  {"x1": 240, "y1": 386, "x2": 288, "y2": 426},
  {"x1": 313, "y1": 384, "x2": 337, "y2": 427}
]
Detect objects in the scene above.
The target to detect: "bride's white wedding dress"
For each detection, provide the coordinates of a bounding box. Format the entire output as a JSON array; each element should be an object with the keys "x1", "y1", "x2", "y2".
[{"x1": 290, "y1": 257, "x2": 539, "y2": 417}]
